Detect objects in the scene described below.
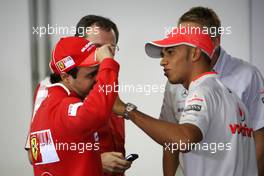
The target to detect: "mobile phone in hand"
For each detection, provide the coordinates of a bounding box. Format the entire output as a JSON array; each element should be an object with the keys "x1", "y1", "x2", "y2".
[{"x1": 125, "y1": 154, "x2": 139, "y2": 161}]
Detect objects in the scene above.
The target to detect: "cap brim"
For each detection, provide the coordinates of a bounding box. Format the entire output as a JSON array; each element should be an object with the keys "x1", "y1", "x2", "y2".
[
  {"x1": 79, "y1": 48, "x2": 99, "y2": 67},
  {"x1": 145, "y1": 37, "x2": 196, "y2": 58}
]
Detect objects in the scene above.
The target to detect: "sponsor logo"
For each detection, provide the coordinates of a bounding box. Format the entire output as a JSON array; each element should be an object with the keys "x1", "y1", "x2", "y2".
[
  {"x1": 56, "y1": 56, "x2": 75, "y2": 72},
  {"x1": 184, "y1": 104, "x2": 202, "y2": 112},
  {"x1": 57, "y1": 61, "x2": 65, "y2": 70},
  {"x1": 181, "y1": 89, "x2": 188, "y2": 98},
  {"x1": 238, "y1": 106, "x2": 245, "y2": 122},
  {"x1": 81, "y1": 42, "x2": 95, "y2": 52},
  {"x1": 94, "y1": 132, "x2": 99, "y2": 142},
  {"x1": 31, "y1": 135, "x2": 39, "y2": 161},
  {"x1": 68, "y1": 102, "x2": 83, "y2": 117},
  {"x1": 178, "y1": 107, "x2": 184, "y2": 113},
  {"x1": 187, "y1": 98, "x2": 204, "y2": 103},
  {"x1": 229, "y1": 123, "x2": 253, "y2": 137},
  {"x1": 30, "y1": 129, "x2": 60, "y2": 165}
]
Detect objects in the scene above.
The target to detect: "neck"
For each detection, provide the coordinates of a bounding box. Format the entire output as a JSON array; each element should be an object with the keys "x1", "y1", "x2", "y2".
[{"x1": 183, "y1": 64, "x2": 211, "y2": 90}]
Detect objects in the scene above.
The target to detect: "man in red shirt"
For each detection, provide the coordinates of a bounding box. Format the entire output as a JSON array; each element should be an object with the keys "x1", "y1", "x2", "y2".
[
  {"x1": 29, "y1": 36, "x2": 121, "y2": 176},
  {"x1": 26, "y1": 15, "x2": 131, "y2": 175}
]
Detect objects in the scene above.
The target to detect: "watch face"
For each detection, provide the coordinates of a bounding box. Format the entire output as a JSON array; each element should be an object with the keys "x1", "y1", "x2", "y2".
[
  {"x1": 126, "y1": 103, "x2": 136, "y2": 112},
  {"x1": 127, "y1": 105, "x2": 134, "y2": 111}
]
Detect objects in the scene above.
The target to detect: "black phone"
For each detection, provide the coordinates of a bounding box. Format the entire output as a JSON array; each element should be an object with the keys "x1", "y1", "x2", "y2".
[{"x1": 125, "y1": 154, "x2": 139, "y2": 161}]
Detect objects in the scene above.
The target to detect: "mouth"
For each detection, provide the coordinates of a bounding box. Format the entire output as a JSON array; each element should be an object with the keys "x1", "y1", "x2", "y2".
[{"x1": 163, "y1": 69, "x2": 170, "y2": 77}]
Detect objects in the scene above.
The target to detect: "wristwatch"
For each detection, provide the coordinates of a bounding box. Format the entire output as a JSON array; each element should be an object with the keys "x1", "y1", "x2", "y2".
[{"x1": 124, "y1": 103, "x2": 137, "y2": 120}]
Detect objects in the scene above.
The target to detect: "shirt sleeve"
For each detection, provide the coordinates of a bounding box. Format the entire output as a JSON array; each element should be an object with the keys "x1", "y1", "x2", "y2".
[
  {"x1": 179, "y1": 87, "x2": 211, "y2": 139},
  {"x1": 246, "y1": 68, "x2": 264, "y2": 131},
  {"x1": 25, "y1": 78, "x2": 51, "y2": 149},
  {"x1": 57, "y1": 58, "x2": 120, "y2": 137},
  {"x1": 159, "y1": 82, "x2": 178, "y2": 123}
]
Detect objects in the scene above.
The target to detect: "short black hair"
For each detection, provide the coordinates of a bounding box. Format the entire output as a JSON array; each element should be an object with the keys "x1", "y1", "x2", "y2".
[
  {"x1": 201, "y1": 51, "x2": 212, "y2": 65},
  {"x1": 75, "y1": 15, "x2": 119, "y2": 43},
  {"x1": 50, "y1": 67, "x2": 79, "y2": 84}
]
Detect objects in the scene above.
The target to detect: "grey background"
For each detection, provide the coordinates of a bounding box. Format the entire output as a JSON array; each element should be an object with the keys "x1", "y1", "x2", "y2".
[{"x1": 0, "y1": 0, "x2": 263, "y2": 175}]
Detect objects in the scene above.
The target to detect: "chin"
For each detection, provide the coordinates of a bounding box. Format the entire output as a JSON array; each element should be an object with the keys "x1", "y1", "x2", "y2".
[{"x1": 167, "y1": 77, "x2": 179, "y2": 85}]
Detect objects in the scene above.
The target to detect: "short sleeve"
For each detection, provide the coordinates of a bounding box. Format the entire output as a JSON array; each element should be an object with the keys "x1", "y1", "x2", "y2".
[
  {"x1": 179, "y1": 88, "x2": 211, "y2": 139},
  {"x1": 159, "y1": 82, "x2": 178, "y2": 123},
  {"x1": 246, "y1": 69, "x2": 264, "y2": 130}
]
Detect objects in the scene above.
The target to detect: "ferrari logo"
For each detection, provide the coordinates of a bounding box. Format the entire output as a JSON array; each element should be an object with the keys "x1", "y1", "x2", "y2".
[
  {"x1": 57, "y1": 61, "x2": 65, "y2": 71},
  {"x1": 31, "y1": 136, "x2": 38, "y2": 161}
]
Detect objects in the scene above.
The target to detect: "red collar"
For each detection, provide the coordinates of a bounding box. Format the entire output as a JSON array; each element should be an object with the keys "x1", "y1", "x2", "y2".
[{"x1": 191, "y1": 71, "x2": 217, "y2": 82}]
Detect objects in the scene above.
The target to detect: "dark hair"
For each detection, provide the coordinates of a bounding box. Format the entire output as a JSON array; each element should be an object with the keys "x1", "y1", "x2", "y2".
[
  {"x1": 75, "y1": 15, "x2": 119, "y2": 43},
  {"x1": 178, "y1": 7, "x2": 221, "y2": 38},
  {"x1": 50, "y1": 67, "x2": 79, "y2": 84},
  {"x1": 201, "y1": 52, "x2": 212, "y2": 65}
]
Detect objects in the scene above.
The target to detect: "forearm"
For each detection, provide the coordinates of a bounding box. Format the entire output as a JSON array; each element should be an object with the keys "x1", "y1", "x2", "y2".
[
  {"x1": 254, "y1": 128, "x2": 264, "y2": 176},
  {"x1": 128, "y1": 110, "x2": 202, "y2": 150},
  {"x1": 163, "y1": 149, "x2": 179, "y2": 176},
  {"x1": 60, "y1": 59, "x2": 119, "y2": 134}
]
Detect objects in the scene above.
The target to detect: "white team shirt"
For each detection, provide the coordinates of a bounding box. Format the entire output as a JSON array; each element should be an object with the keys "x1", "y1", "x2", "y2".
[
  {"x1": 160, "y1": 48, "x2": 263, "y2": 175},
  {"x1": 177, "y1": 72, "x2": 257, "y2": 176},
  {"x1": 160, "y1": 47, "x2": 264, "y2": 130}
]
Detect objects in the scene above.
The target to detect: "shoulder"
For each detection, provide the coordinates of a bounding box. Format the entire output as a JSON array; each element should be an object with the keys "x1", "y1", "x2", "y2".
[{"x1": 222, "y1": 49, "x2": 262, "y2": 80}]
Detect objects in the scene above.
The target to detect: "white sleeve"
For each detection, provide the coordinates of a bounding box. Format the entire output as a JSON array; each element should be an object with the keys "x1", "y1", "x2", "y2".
[
  {"x1": 24, "y1": 77, "x2": 50, "y2": 149},
  {"x1": 159, "y1": 82, "x2": 178, "y2": 123},
  {"x1": 179, "y1": 88, "x2": 211, "y2": 139},
  {"x1": 247, "y1": 69, "x2": 264, "y2": 130}
]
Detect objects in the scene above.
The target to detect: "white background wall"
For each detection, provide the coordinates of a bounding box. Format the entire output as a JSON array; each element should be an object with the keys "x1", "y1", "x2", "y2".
[{"x1": 0, "y1": 0, "x2": 263, "y2": 175}]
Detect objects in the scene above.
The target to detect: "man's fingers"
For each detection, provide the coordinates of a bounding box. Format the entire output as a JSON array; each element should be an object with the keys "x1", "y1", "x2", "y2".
[
  {"x1": 110, "y1": 160, "x2": 132, "y2": 173},
  {"x1": 101, "y1": 152, "x2": 132, "y2": 174},
  {"x1": 114, "y1": 157, "x2": 131, "y2": 167},
  {"x1": 111, "y1": 152, "x2": 124, "y2": 159}
]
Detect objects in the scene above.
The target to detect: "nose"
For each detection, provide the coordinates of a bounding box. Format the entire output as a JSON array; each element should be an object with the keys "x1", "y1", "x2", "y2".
[{"x1": 160, "y1": 57, "x2": 168, "y2": 67}]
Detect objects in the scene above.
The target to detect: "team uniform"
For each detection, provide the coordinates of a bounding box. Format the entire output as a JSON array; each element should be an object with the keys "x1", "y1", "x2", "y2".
[
  {"x1": 25, "y1": 77, "x2": 125, "y2": 165},
  {"x1": 160, "y1": 48, "x2": 264, "y2": 175},
  {"x1": 176, "y1": 71, "x2": 257, "y2": 176},
  {"x1": 29, "y1": 58, "x2": 119, "y2": 176},
  {"x1": 160, "y1": 48, "x2": 264, "y2": 130},
  {"x1": 144, "y1": 26, "x2": 260, "y2": 175}
]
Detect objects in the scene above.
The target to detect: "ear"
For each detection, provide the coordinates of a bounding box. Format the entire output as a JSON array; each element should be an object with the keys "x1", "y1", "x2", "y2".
[
  {"x1": 60, "y1": 73, "x2": 71, "y2": 84},
  {"x1": 191, "y1": 47, "x2": 202, "y2": 62}
]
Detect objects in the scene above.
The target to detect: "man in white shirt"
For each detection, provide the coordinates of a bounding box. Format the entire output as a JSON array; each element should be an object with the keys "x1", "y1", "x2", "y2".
[
  {"x1": 160, "y1": 7, "x2": 264, "y2": 176},
  {"x1": 113, "y1": 26, "x2": 258, "y2": 176}
]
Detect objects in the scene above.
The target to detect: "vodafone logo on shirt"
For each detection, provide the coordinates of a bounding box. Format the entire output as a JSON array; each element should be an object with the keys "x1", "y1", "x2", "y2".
[{"x1": 229, "y1": 105, "x2": 253, "y2": 138}]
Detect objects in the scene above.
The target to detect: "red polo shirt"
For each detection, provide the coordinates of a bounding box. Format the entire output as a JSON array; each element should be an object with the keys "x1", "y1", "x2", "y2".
[{"x1": 29, "y1": 58, "x2": 119, "y2": 176}]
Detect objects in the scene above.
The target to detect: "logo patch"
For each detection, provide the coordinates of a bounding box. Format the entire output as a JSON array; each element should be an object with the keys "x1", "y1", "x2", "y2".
[
  {"x1": 68, "y1": 102, "x2": 83, "y2": 117},
  {"x1": 56, "y1": 56, "x2": 75, "y2": 72},
  {"x1": 238, "y1": 106, "x2": 245, "y2": 122},
  {"x1": 181, "y1": 89, "x2": 188, "y2": 98},
  {"x1": 30, "y1": 129, "x2": 59, "y2": 165},
  {"x1": 81, "y1": 42, "x2": 95, "y2": 52},
  {"x1": 184, "y1": 104, "x2": 202, "y2": 112},
  {"x1": 31, "y1": 135, "x2": 39, "y2": 161},
  {"x1": 94, "y1": 132, "x2": 99, "y2": 142}
]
